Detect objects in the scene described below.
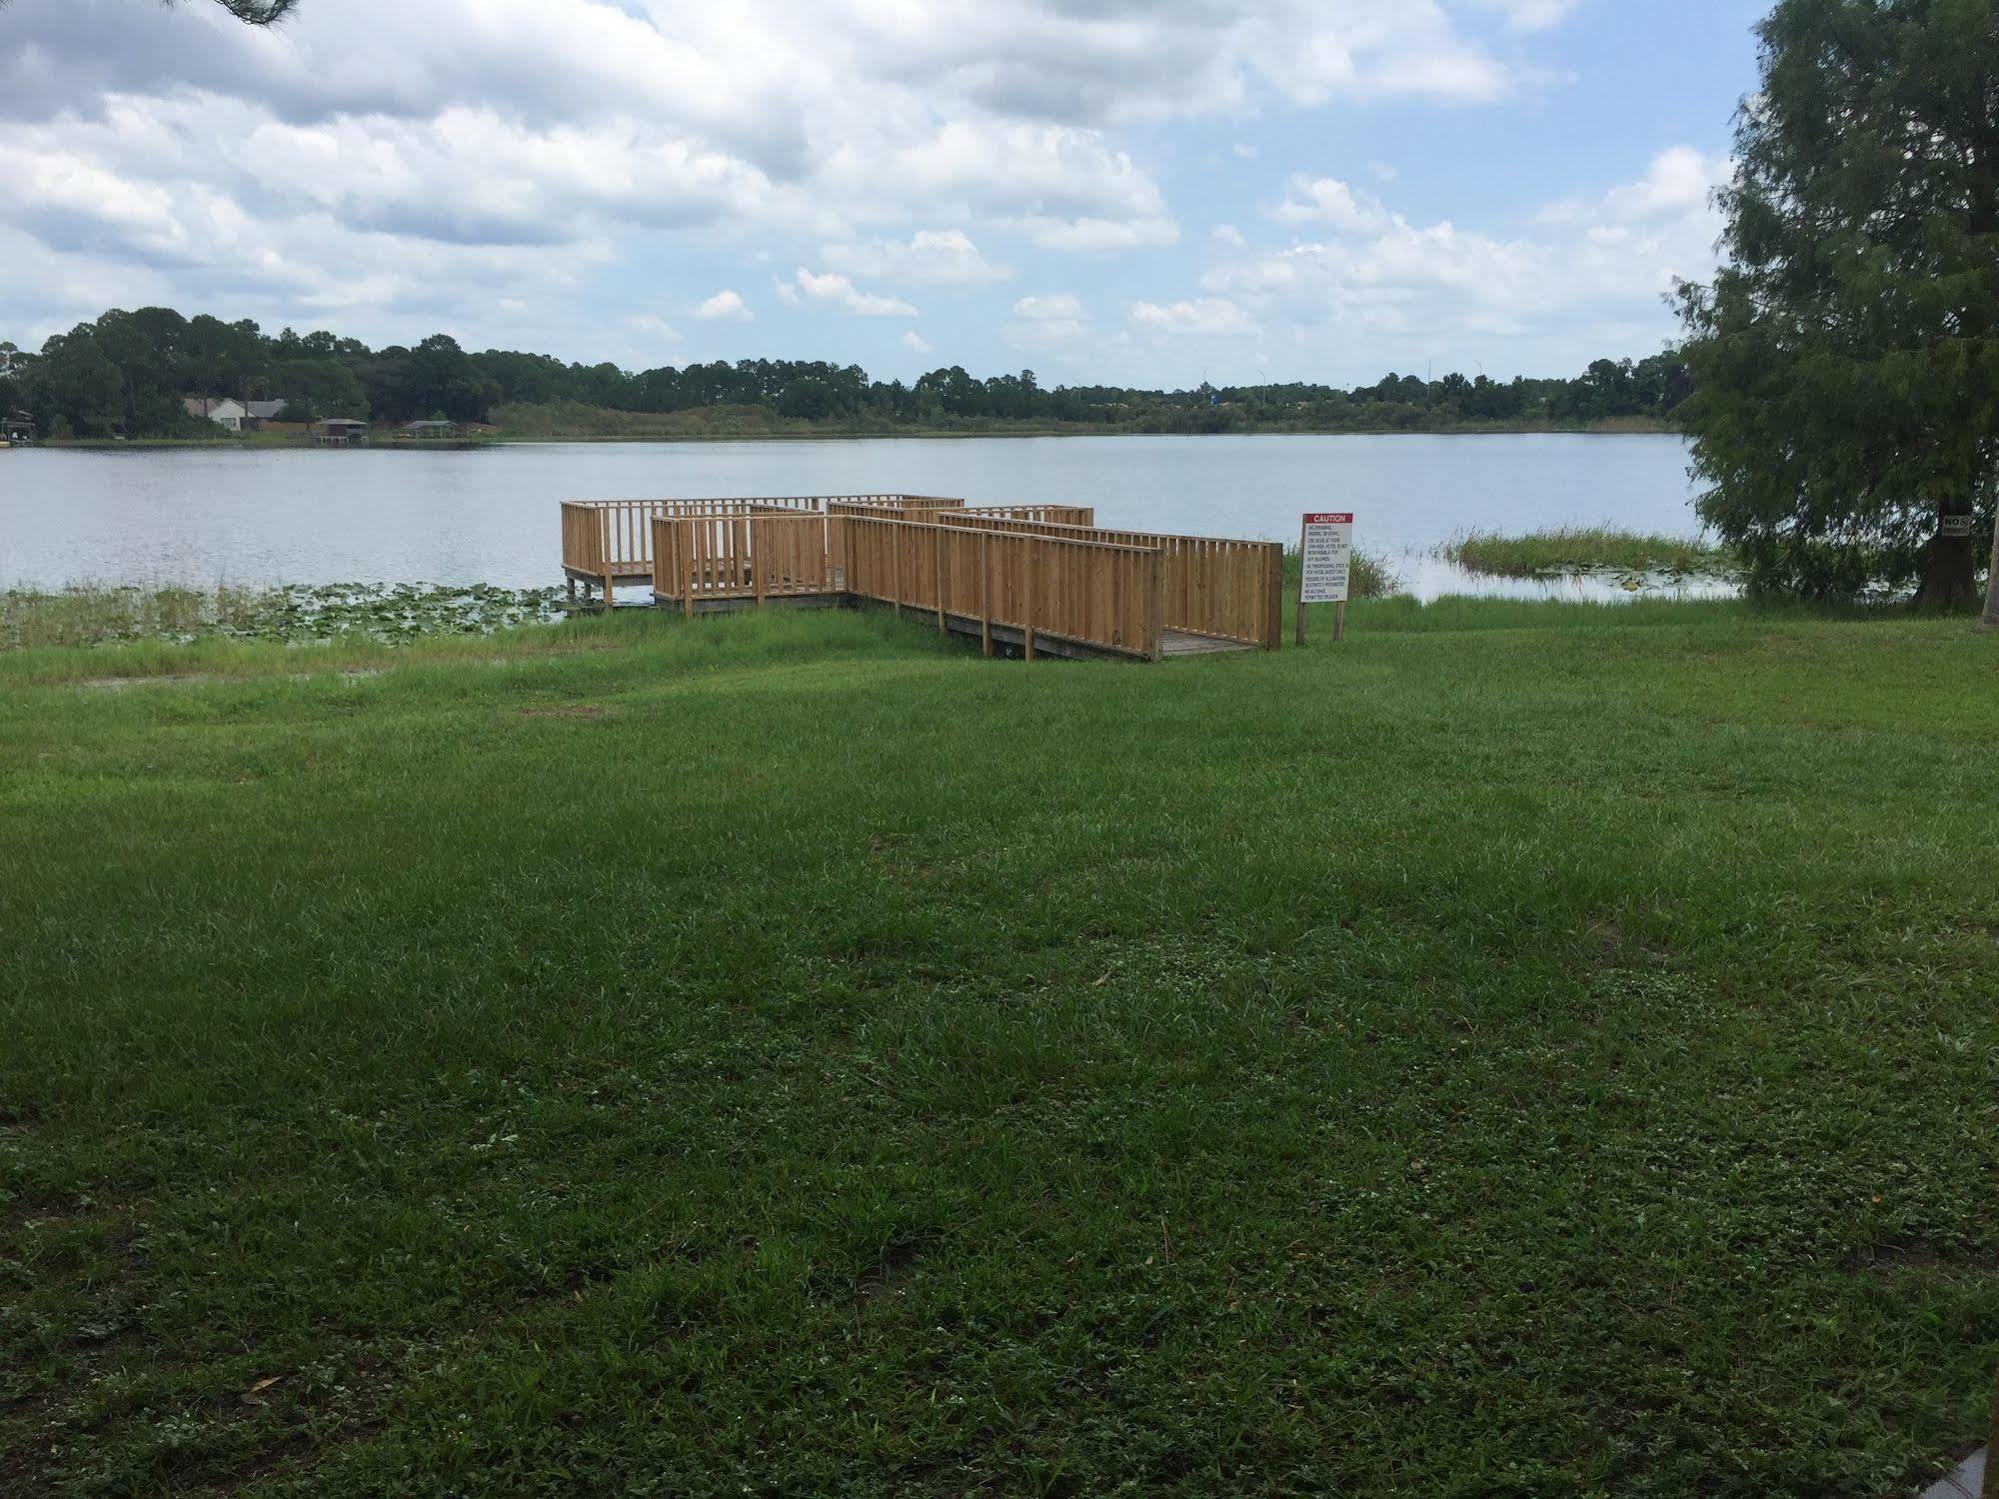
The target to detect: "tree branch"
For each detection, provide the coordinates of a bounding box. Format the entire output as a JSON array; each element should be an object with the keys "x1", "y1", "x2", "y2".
[{"x1": 210, "y1": 0, "x2": 300, "y2": 20}]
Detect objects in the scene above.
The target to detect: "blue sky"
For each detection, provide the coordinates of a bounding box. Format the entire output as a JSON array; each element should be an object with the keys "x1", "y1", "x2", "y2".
[{"x1": 0, "y1": 0, "x2": 1767, "y2": 387}]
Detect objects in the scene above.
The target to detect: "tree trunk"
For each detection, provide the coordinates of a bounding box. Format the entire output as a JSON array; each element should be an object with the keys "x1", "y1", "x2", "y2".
[
  {"x1": 1914, "y1": 501, "x2": 1980, "y2": 615},
  {"x1": 1982, "y1": 518, "x2": 1999, "y2": 631}
]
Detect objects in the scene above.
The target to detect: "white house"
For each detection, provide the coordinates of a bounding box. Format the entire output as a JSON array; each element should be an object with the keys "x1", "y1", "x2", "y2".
[
  {"x1": 184, "y1": 397, "x2": 293, "y2": 430},
  {"x1": 184, "y1": 396, "x2": 248, "y2": 430}
]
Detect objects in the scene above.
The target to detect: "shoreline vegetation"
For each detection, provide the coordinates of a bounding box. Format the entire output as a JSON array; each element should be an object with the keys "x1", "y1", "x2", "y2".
[
  {"x1": 0, "y1": 543, "x2": 1575, "y2": 653},
  {"x1": 3, "y1": 305, "x2": 1688, "y2": 444},
  {"x1": 1442, "y1": 526, "x2": 1735, "y2": 580},
  {"x1": 3, "y1": 601, "x2": 1993, "y2": 1496},
  {"x1": 24, "y1": 411, "x2": 1679, "y2": 449},
  {"x1": 29, "y1": 522, "x2": 1971, "y2": 656},
  {"x1": 0, "y1": 583, "x2": 567, "y2": 652}
]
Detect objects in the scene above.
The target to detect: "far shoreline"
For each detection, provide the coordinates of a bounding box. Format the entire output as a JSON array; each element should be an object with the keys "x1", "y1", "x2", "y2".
[{"x1": 23, "y1": 418, "x2": 1679, "y2": 452}]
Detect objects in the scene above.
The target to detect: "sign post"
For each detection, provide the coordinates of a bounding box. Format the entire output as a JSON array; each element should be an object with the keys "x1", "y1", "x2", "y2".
[{"x1": 1298, "y1": 512, "x2": 1354, "y2": 646}]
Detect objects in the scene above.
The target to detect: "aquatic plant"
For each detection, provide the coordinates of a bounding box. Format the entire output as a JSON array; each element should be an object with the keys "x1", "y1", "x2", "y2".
[{"x1": 0, "y1": 582, "x2": 570, "y2": 651}]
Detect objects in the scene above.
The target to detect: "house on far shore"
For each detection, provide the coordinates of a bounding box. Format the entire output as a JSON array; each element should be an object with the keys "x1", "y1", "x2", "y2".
[
  {"x1": 185, "y1": 397, "x2": 292, "y2": 431},
  {"x1": 402, "y1": 419, "x2": 457, "y2": 439},
  {"x1": 185, "y1": 396, "x2": 248, "y2": 430},
  {"x1": 313, "y1": 418, "x2": 369, "y2": 447}
]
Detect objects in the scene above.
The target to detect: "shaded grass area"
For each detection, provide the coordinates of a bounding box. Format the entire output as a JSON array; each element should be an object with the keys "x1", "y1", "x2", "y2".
[
  {"x1": 1445, "y1": 526, "x2": 1735, "y2": 580},
  {"x1": 0, "y1": 583, "x2": 568, "y2": 652},
  {"x1": 2, "y1": 601, "x2": 1997, "y2": 1496}
]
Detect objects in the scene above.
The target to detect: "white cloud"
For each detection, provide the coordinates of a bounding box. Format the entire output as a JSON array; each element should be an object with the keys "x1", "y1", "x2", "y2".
[
  {"x1": 1005, "y1": 293, "x2": 1090, "y2": 346},
  {"x1": 0, "y1": 0, "x2": 1633, "y2": 371},
  {"x1": 902, "y1": 330, "x2": 935, "y2": 354},
  {"x1": 821, "y1": 229, "x2": 1010, "y2": 285},
  {"x1": 694, "y1": 289, "x2": 751, "y2": 320},
  {"x1": 1130, "y1": 298, "x2": 1252, "y2": 335},
  {"x1": 1201, "y1": 147, "x2": 1729, "y2": 371},
  {"x1": 1212, "y1": 224, "x2": 1248, "y2": 249},
  {"x1": 1015, "y1": 216, "x2": 1180, "y2": 252},
  {"x1": 790, "y1": 267, "x2": 918, "y2": 317},
  {"x1": 1272, "y1": 175, "x2": 1388, "y2": 232},
  {"x1": 630, "y1": 313, "x2": 681, "y2": 341},
  {"x1": 1466, "y1": 0, "x2": 1588, "y2": 33}
]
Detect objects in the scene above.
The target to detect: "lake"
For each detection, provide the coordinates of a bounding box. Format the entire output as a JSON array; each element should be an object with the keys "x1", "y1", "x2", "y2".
[{"x1": 0, "y1": 434, "x2": 1708, "y2": 601}]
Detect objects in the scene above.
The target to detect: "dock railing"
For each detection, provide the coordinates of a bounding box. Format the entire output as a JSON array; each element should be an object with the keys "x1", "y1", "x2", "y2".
[
  {"x1": 652, "y1": 512, "x2": 835, "y2": 611},
  {"x1": 839, "y1": 515, "x2": 1165, "y2": 661},
  {"x1": 960, "y1": 504, "x2": 1096, "y2": 526},
  {"x1": 573, "y1": 494, "x2": 1275, "y2": 659},
  {"x1": 563, "y1": 496, "x2": 960, "y2": 603},
  {"x1": 937, "y1": 514, "x2": 1281, "y2": 650}
]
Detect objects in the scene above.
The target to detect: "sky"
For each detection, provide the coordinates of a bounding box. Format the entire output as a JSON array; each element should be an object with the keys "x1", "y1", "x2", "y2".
[{"x1": 0, "y1": 0, "x2": 1768, "y2": 388}]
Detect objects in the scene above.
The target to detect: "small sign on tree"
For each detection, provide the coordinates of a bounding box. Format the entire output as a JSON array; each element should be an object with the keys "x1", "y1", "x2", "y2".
[{"x1": 1298, "y1": 512, "x2": 1353, "y2": 645}]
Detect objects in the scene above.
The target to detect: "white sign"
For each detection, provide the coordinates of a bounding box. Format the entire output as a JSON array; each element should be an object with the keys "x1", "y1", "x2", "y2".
[
  {"x1": 1300, "y1": 513, "x2": 1354, "y2": 604},
  {"x1": 1940, "y1": 515, "x2": 1974, "y2": 538}
]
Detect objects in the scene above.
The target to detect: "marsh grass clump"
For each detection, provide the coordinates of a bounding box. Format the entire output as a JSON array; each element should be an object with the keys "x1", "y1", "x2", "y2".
[
  {"x1": 1443, "y1": 527, "x2": 1735, "y2": 580},
  {"x1": 1282, "y1": 547, "x2": 1402, "y2": 598},
  {"x1": 0, "y1": 582, "x2": 568, "y2": 651}
]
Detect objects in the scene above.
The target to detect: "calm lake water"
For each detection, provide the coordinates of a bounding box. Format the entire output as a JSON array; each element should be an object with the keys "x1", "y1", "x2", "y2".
[{"x1": 0, "y1": 434, "x2": 1708, "y2": 601}]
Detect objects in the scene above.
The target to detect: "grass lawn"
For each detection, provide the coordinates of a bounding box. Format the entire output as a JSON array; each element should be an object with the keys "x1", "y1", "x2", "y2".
[{"x1": 2, "y1": 599, "x2": 1996, "y2": 1496}]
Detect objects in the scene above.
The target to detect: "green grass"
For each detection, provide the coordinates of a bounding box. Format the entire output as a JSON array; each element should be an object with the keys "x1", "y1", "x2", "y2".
[
  {"x1": 1445, "y1": 526, "x2": 1735, "y2": 580},
  {"x1": 3, "y1": 598, "x2": 1996, "y2": 1497}
]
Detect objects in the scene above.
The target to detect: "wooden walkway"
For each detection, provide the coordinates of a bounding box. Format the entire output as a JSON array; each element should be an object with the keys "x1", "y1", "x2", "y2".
[
  {"x1": 1162, "y1": 630, "x2": 1254, "y2": 657},
  {"x1": 559, "y1": 495, "x2": 1283, "y2": 661}
]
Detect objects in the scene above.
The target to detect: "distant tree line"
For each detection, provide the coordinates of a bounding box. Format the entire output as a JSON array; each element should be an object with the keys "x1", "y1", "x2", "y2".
[{"x1": 0, "y1": 306, "x2": 1690, "y2": 439}]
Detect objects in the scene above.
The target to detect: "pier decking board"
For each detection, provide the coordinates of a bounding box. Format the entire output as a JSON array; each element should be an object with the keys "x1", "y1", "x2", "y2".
[{"x1": 1161, "y1": 630, "x2": 1255, "y2": 656}]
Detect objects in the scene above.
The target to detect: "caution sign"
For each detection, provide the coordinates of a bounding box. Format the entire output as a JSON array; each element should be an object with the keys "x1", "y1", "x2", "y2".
[{"x1": 1300, "y1": 513, "x2": 1354, "y2": 604}]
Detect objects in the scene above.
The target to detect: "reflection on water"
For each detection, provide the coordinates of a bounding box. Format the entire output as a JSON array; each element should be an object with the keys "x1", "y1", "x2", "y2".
[{"x1": 1, "y1": 433, "x2": 1709, "y2": 595}]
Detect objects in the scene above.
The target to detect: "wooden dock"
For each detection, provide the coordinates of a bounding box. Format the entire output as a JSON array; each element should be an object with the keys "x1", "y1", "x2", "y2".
[{"x1": 558, "y1": 495, "x2": 1283, "y2": 661}]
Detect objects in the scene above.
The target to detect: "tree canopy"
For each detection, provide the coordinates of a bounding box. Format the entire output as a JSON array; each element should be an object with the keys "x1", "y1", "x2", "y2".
[
  {"x1": 1677, "y1": 0, "x2": 1999, "y2": 614},
  {"x1": 0, "y1": 305, "x2": 1690, "y2": 441}
]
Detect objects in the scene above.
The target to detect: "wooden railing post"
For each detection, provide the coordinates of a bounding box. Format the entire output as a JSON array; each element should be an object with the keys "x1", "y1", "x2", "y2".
[
  {"x1": 1150, "y1": 547, "x2": 1167, "y2": 661},
  {"x1": 979, "y1": 532, "x2": 992, "y2": 657},
  {"x1": 934, "y1": 524, "x2": 946, "y2": 635},
  {"x1": 1023, "y1": 538, "x2": 1037, "y2": 662},
  {"x1": 892, "y1": 523, "x2": 903, "y2": 619},
  {"x1": 1264, "y1": 542, "x2": 1284, "y2": 650},
  {"x1": 753, "y1": 515, "x2": 766, "y2": 607},
  {"x1": 598, "y1": 509, "x2": 614, "y2": 611}
]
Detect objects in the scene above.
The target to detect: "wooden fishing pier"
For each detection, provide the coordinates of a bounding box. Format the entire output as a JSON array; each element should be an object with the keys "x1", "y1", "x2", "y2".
[{"x1": 558, "y1": 494, "x2": 1283, "y2": 660}]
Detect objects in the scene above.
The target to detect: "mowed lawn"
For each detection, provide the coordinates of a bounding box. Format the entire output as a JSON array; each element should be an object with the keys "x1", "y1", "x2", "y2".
[{"x1": 2, "y1": 602, "x2": 1996, "y2": 1497}]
